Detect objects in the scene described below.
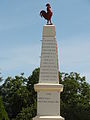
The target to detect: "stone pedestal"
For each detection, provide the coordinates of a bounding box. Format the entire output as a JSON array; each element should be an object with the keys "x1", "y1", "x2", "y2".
[{"x1": 33, "y1": 25, "x2": 64, "y2": 120}]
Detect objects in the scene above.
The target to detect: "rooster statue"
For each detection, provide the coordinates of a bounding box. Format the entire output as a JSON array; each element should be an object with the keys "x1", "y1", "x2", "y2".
[{"x1": 40, "y1": 3, "x2": 53, "y2": 25}]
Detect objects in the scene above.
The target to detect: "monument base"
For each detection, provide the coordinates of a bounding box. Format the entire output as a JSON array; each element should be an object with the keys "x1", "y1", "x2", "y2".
[{"x1": 33, "y1": 116, "x2": 64, "y2": 120}]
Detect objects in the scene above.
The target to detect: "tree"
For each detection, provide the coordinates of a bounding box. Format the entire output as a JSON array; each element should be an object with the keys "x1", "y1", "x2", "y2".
[
  {"x1": 0, "y1": 72, "x2": 3, "y2": 92},
  {"x1": 0, "y1": 72, "x2": 2, "y2": 82},
  {"x1": 27, "y1": 68, "x2": 40, "y2": 103},
  {"x1": 0, "y1": 73, "x2": 9, "y2": 120},
  {"x1": 0, "y1": 74, "x2": 31, "y2": 119},
  {"x1": 15, "y1": 101, "x2": 37, "y2": 120},
  {"x1": 60, "y1": 72, "x2": 90, "y2": 120},
  {"x1": 0, "y1": 96, "x2": 9, "y2": 120}
]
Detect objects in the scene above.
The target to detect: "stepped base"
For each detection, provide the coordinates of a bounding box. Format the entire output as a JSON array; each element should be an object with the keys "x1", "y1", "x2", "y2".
[{"x1": 33, "y1": 116, "x2": 64, "y2": 120}]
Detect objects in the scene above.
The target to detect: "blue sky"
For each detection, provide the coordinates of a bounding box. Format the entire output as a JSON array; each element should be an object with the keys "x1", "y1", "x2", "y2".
[{"x1": 0, "y1": 0, "x2": 90, "y2": 83}]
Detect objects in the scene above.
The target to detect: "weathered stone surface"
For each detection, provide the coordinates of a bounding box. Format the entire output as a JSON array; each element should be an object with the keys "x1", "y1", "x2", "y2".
[
  {"x1": 33, "y1": 25, "x2": 64, "y2": 120},
  {"x1": 37, "y1": 91, "x2": 60, "y2": 116},
  {"x1": 39, "y1": 25, "x2": 59, "y2": 84}
]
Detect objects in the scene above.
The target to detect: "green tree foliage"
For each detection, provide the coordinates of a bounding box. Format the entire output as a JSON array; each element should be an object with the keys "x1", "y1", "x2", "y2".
[
  {"x1": 0, "y1": 72, "x2": 3, "y2": 91},
  {"x1": 0, "y1": 96, "x2": 9, "y2": 120},
  {"x1": 12, "y1": 68, "x2": 39, "y2": 120},
  {"x1": 0, "y1": 68, "x2": 39, "y2": 120},
  {"x1": 60, "y1": 72, "x2": 90, "y2": 120},
  {"x1": 27, "y1": 68, "x2": 40, "y2": 103},
  {"x1": 15, "y1": 101, "x2": 37, "y2": 120},
  {"x1": 0, "y1": 73, "x2": 9, "y2": 120},
  {"x1": 0, "y1": 72, "x2": 2, "y2": 81},
  {"x1": 0, "y1": 74, "x2": 31, "y2": 119}
]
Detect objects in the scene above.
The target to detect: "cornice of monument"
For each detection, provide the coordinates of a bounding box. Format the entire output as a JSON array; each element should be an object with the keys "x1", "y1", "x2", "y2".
[{"x1": 34, "y1": 83, "x2": 63, "y2": 92}]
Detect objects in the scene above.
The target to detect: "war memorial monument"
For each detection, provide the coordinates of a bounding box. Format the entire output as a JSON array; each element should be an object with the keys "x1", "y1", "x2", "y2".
[{"x1": 33, "y1": 4, "x2": 64, "y2": 120}]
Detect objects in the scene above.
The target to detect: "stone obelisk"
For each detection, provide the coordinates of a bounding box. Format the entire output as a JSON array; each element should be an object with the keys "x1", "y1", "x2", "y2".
[{"x1": 33, "y1": 25, "x2": 64, "y2": 120}]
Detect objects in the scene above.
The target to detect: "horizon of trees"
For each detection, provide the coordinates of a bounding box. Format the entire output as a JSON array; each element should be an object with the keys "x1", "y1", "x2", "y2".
[{"x1": 0, "y1": 68, "x2": 90, "y2": 120}]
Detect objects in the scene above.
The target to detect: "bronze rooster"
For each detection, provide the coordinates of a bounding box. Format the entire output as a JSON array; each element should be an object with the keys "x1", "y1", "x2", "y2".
[{"x1": 40, "y1": 3, "x2": 53, "y2": 25}]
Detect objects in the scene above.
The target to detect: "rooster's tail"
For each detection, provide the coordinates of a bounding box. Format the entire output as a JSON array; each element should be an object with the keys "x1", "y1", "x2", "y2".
[{"x1": 40, "y1": 10, "x2": 47, "y2": 19}]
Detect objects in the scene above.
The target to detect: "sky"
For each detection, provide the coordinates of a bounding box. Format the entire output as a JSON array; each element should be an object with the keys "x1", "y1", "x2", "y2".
[{"x1": 0, "y1": 0, "x2": 90, "y2": 83}]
